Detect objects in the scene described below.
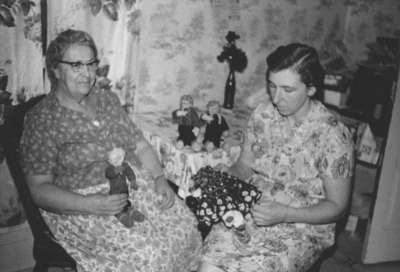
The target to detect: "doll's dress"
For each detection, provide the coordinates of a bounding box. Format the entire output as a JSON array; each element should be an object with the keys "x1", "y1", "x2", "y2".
[
  {"x1": 203, "y1": 114, "x2": 229, "y2": 148},
  {"x1": 172, "y1": 108, "x2": 203, "y2": 145}
]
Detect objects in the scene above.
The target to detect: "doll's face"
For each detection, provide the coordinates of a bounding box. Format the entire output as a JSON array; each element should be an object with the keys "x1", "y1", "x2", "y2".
[
  {"x1": 208, "y1": 104, "x2": 220, "y2": 115},
  {"x1": 181, "y1": 99, "x2": 192, "y2": 110},
  {"x1": 108, "y1": 147, "x2": 125, "y2": 166}
]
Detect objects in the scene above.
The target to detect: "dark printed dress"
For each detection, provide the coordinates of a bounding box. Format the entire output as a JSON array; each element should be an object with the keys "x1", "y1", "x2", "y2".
[
  {"x1": 201, "y1": 101, "x2": 354, "y2": 272},
  {"x1": 20, "y1": 88, "x2": 202, "y2": 272}
]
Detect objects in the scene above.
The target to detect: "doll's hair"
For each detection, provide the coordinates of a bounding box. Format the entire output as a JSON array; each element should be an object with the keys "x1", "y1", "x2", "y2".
[
  {"x1": 206, "y1": 100, "x2": 221, "y2": 110},
  {"x1": 180, "y1": 95, "x2": 194, "y2": 105}
]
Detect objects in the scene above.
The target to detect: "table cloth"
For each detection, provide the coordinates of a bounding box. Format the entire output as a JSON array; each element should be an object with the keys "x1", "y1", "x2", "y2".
[{"x1": 130, "y1": 108, "x2": 250, "y2": 195}]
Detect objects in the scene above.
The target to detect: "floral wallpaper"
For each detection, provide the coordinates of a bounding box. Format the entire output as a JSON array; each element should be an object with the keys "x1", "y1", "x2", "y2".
[
  {"x1": 1, "y1": 0, "x2": 400, "y2": 111},
  {"x1": 133, "y1": 0, "x2": 400, "y2": 113}
]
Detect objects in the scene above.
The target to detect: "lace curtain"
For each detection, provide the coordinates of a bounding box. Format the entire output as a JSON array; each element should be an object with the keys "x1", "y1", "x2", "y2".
[
  {"x1": 0, "y1": 0, "x2": 43, "y2": 104},
  {"x1": 0, "y1": 0, "x2": 43, "y2": 228}
]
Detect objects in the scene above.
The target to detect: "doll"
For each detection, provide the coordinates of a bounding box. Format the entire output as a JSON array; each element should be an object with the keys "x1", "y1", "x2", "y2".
[
  {"x1": 105, "y1": 147, "x2": 145, "y2": 228},
  {"x1": 172, "y1": 95, "x2": 203, "y2": 147},
  {"x1": 201, "y1": 100, "x2": 229, "y2": 150},
  {"x1": 185, "y1": 166, "x2": 261, "y2": 236}
]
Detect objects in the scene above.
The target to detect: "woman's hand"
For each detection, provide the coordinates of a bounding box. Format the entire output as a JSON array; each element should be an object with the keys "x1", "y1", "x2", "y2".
[
  {"x1": 252, "y1": 199, "x2": 289, "y2": 226},
  {"x1": 214, "y1": 163, "x2": 230, "y2": 172},
  {"x1": 87, "y1": 193, "x2": 129, "y2": 216},
  {"x1": 154, "y1": 175, "x2": 175, "y2": 210},
  {"x1": 215, "y1": 162, "x2": 253, "y2": 181}
]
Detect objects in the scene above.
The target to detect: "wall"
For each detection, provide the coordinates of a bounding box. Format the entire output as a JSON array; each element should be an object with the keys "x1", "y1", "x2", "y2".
[
  {"x1": 133, "y1": 0, "x2": 400, "y2": 113},
  {"x1": 1, "y1": 0, "x2": 400, "y2": 110}
]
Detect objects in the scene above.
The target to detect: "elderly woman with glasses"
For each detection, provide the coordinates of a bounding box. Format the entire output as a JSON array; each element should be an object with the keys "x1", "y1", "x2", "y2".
[{"x1": 20, "y1": 29, "x2": 202, "y2": 272}]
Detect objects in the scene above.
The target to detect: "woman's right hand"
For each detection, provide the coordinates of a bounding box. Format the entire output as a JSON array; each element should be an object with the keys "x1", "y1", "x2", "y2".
[
  {"x1": 87, "y1": 193, "x2": 129, "y2": 215},
  {"x1": 214, "y1": 163, "x2": 230, "y2": 173}
]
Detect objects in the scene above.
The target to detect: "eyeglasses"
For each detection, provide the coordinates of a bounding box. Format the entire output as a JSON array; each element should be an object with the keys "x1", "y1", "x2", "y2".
[{"x1": 57, "y1": 59, "x2": 99, "y2": 73}]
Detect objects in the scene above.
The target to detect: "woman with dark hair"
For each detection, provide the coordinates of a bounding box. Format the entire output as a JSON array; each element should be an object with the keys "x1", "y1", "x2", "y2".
[
  {"x1": 20, "y1": 29, "x2": 202, "y2": 272},
  {"x1": 198, "y1": 43, "x2": 354, "y2": 272}
]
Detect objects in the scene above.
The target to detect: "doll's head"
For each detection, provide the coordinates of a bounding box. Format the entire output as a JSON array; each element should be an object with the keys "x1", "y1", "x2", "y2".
[
  {"x1": 206, "y1": 100, "x2": 221, "y2": 115},
  {"x1": 180, "y1": 95, "x2": 194, "y2": 110},
  {"x1": 108, "y1": 147, "x2": 125, "y2": 167}
]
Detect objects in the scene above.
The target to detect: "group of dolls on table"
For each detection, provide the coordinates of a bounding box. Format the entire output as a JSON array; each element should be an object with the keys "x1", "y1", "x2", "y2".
[
  {"x1": 172, "y1": 94, "x2": 262, "y2": 240},
  {"x1": 172, "y1": 94, "x2": 230, "y2": 153}
]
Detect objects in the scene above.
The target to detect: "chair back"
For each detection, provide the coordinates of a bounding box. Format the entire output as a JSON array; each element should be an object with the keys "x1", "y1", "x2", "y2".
[{"x1": 0, "y1": 95, "x2": 76, "y2": 271}]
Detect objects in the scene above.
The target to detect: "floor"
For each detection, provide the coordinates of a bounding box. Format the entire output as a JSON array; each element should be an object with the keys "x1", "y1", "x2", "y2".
[
  {"x1": 319, "y1": 229, "x2": 400, "y2": 272},
  {"x1": 14, "y1": 226, "x2": 400, "y2": 272}
]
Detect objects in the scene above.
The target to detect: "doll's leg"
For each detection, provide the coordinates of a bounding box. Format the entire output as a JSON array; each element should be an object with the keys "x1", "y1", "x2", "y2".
[
  {"x1": 115, "y1": 207, "x2": 134, "y2": 228},
  {"x1": 130, "y1": 208, "x2": 145, "y2": 222}
]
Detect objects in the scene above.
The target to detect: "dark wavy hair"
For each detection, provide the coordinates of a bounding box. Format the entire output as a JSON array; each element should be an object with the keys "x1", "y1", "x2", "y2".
[
  {"x1": 46, "y1": 29, "x2": 98, "y2": 89},
  {"x1": 266, "y1": 43, "x2": 325, "y2": 100}
]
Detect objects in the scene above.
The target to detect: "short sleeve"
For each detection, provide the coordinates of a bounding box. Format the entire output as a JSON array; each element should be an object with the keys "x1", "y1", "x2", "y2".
[
  {"x1": 241, "y1": 103, "x2": 270, "y2": 163},
  {"x1": 102, "y1": 89, "x2": 144, "y2": 140},
  {"x1": 100, "y1": 89, "x2": 145, "y2": 155},
  {"x1": 20, "y1": 111, "x2": 58, "y2": 175},
  {"x1": 316, "y1": 120, "x2": 355, "y2": 180},
  {"x1": 245, "y1": 103, "x2": 272, "y2": 144}
]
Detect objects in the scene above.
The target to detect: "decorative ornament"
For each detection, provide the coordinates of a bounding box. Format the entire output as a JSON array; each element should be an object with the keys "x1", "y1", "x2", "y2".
[
  {"x1": 103, "y1": 0, "x2": 118, "y2": 21},
  {"x1": 88, "y1": 0, "x2": 102, "y2": 16},
  {"x1": 217, "y1": 31, "x2": 248, "y2": 109},
  {"x1": 124, "y1": 0, "x2": 136, "y2": 10}
]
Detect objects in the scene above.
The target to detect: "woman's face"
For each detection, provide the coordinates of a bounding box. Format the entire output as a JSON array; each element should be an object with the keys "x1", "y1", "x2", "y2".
[
  {"x1": 54, "y1": 44, "x2": 97, "y2": 100},
  {"x1": 267, "y1": 68, "x2": 315, "y2": 121}
]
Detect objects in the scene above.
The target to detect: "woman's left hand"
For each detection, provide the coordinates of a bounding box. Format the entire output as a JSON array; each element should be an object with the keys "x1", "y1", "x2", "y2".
[
  {"x1": 154, "y1": 175, "x2": 175, "y2": 210},
  {"x1": 252, "y1": 199, "x2": 289, "y2": 226}
]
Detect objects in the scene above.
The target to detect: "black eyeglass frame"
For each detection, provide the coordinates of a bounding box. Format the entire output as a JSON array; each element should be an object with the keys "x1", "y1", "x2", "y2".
[{"x1": 56, "y1": 58, "x2": 100, "y2": 72}]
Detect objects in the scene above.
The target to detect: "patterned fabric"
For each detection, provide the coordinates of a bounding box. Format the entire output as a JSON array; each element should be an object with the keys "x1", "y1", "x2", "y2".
[
  {"x1": 131, "y1": 110, "x2": 245, "y2": 196},
  {"x1": 186, "y1": 166, "x2": 262, "y2": 231},
  {"x1": 201, "y1": 100, "x2": 354, "y2": 272},
  {"x1": 20, "y1": 88, "x2": 202, "y2": 272}
]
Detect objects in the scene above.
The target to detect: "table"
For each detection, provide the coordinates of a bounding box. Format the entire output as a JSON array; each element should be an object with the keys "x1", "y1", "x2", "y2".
[{"x1": 130, "y1": 109, "x2": 250, "y2": 195}]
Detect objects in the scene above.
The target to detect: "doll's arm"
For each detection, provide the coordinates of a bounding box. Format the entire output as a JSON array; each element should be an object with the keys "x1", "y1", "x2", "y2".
[
  {"x1": 201, "y1": 113, "x2": 213, "y2": 123},
  {"x1": 221, "y1": 116, "x2": 229, "y2": 132},
  {"x1": 122, "y1": 162, "x2": 137, "y2": 189},
  {"x1": 105, "y1": 164, "x2": 118, "y2": 179},
  {"x1": 190, "y1": 108, "x2": 204, "y2": 127},
  {"x1": 172, "y1": 109, "x2": 179, "y2": 122}
]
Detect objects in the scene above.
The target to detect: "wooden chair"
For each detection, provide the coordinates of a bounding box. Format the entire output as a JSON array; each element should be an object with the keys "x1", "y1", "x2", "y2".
[{"x1": 0, "y1": 95, "x2": 77, "y2": 272}]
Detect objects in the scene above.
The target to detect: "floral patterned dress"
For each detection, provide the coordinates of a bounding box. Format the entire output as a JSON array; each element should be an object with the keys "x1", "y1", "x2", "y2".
[
  {"x1": 201, "y1": 101, "x2": 354, "y2": 272},
  {"x1": 20, "y1": 88, "x2": 202, "y2": 272}
]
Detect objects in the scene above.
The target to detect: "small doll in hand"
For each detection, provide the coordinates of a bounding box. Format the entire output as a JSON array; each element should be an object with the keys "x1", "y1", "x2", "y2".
[
  {"x1": 201, "y1": 100, "x2": 229, "y2": 151},
  {"x1": 105, "y1": 147, "x2": 145, "y2": 228},
  {"x1": 172, "y1": 95, "x2": 203, "y2": 148}
]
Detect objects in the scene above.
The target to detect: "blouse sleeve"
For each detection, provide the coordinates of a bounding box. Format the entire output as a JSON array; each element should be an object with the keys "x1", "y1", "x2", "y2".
[
  {"x1": 20, "y1": 111, "x2": 58, "y2": 176},
  {"x1": 316, "y1": 119, "x2": 355, "y2": 180},
  {"x1": 240, "y1": 105, "x2": 264, "y2": 163},
  {"x1": 102, "y1": 89, "x2": 144, "y2": 143}
]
